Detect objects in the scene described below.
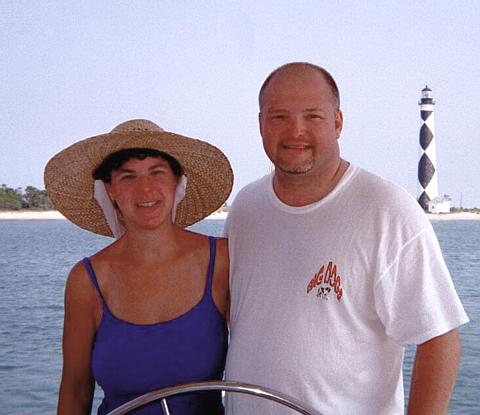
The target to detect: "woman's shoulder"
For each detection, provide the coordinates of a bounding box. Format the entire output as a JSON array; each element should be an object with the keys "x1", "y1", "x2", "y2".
[
  {"x1": 64, "y1": 259, "x2": 102, "y2": 331},
  {"x1": 215, "y1": 237, "x2": 228, "y2": 258},
  {"x1": 65, "y1": 259, "x2": 99, "y2": 304},
  {"x1": 85, "y1": 240, "x2": 122, "y2": 276},
  {"x1": 214, "y1": 238, "x2": 229, "y2": 283},
  {"x1": 178, "y1": 231, "x2": 228, "y2": 266},
  {"x1": 67, "y1": 260, "x2": 89, "y2": 285},
  {"x1": 182, "y1": 231, "x2": 227, "y2": 252}
]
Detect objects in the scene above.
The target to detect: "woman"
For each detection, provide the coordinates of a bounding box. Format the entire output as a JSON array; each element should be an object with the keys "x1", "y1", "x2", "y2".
[{"x1": 44, "y1": 119, "x2": 233, "y2": 414}]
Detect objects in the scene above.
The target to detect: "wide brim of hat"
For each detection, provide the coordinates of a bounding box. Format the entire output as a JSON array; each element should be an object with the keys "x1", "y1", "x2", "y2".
[{"x1": 44, "y1": 130, "x2": 233, "y2": 236}]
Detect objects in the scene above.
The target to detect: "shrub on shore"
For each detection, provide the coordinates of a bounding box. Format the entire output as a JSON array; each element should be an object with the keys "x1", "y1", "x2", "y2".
[{"x1": 0, "y1": 184, "x2": 53, "y2": 211}]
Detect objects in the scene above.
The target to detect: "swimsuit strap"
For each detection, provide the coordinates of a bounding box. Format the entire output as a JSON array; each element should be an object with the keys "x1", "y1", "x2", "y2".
[
  {"x1": 205, "y1": 236, "x2": 217, "y2": 296},
  {"x1": 82, "y1": 257, "x2": 106, "y2": 304}
]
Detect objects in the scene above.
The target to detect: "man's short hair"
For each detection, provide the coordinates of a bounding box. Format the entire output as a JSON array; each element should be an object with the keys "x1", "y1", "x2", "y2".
[
  {"x1": 258, "y1": 62, "x2": 340, "y2": 111},
  {"x1": 93, "y1": 148, "x2": 183, "y2": 183}
]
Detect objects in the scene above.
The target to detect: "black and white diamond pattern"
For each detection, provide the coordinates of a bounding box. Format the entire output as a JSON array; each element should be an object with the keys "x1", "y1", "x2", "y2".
[{"x1": 417, "y1": 89, "x2": 438, "y2": 210}]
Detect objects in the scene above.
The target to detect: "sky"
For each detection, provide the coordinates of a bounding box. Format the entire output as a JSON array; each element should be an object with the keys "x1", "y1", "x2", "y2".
[{"x1": 1, "y1": 0, "x2": 479, "y2": 207}]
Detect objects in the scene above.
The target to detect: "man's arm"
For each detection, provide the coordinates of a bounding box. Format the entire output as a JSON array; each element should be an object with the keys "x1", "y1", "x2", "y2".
[{"x1": 407, "y1": 328, "x2": 461, "y2": 415}]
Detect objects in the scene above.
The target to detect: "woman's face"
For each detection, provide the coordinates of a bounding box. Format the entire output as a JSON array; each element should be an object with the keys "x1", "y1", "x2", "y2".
[{"x1": 106, "y1": 156, "x2": 179, "y2": 231}]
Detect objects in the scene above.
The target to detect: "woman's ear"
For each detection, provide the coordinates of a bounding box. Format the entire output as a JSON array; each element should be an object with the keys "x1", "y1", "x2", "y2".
[
  {"x1": 104, "y1": 183, "x2": 119, "y2": 209},
  {"x1": 105, "y1": 183, "x2": 114, "y2": 201}
]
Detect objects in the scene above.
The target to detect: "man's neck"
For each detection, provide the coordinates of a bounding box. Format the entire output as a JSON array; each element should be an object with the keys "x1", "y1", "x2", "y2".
[{"x1": 272, "y1": 159, "x2": 350, "y2": 207}]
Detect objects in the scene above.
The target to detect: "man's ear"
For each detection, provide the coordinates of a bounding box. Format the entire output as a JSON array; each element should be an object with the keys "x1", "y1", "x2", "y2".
[
  {"x1": 335, "y1": 109, "x2": 343, "y2": 138},
  {"x1": 258, "y1": 112, "x2": 264, "y2": 138}
]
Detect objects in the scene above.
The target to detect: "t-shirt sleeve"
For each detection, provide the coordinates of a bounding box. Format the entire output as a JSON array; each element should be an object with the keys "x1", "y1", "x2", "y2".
[{"x1": 374, "y1": 225, "x2": 469, "y2": 346}]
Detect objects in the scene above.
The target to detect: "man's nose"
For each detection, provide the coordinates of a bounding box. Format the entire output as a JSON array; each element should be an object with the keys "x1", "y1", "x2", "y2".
[{"x1": 288, "y1": 116, "x2": 306, "y2": 138}]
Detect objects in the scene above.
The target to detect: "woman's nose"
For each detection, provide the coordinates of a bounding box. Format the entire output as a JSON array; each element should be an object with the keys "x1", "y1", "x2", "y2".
[{"x1": 137, "y1": 175, "x2": 154, "y2": 190}]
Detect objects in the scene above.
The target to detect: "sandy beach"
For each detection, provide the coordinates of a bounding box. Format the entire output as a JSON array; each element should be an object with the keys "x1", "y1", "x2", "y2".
[
  {"x1": 426, "y1": 212, "x2": 480, "y2": 221},
  {"x1": 0, "y1": 210, "x2": 66, "y2": 220},
  {"x1": 0, "y1": 210, "x2": 229, "y2": 221},
  {"x1": 0, "y1": 210, "x2": 478, "y2": 221}
]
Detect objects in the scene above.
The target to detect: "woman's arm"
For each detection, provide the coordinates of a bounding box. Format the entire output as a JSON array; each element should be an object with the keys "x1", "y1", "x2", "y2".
[
  {"x1": 57, "y1": 261, "x2": 100, "y2": 415},
  {"x1": 212, "y1": 237, "x2": 230, "y2": 322}
]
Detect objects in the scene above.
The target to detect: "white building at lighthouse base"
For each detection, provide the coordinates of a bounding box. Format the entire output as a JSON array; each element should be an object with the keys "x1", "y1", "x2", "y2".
[{"x1": 428, "y1": 195, "x2": 451, "y2": 214}]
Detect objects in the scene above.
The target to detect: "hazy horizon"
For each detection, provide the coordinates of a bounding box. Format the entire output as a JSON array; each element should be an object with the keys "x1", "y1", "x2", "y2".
[{"x1": 2, "y1": 1, "x2": 479, "y2": 207}]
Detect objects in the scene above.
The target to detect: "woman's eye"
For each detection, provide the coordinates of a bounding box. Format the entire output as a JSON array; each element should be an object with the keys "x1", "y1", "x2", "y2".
[{"x1": 152, "y1": 169, "x2": 166, "y2": 176}]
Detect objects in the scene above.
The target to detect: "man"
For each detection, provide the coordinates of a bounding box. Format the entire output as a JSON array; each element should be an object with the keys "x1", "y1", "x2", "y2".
[{"x1": 224, "y1": 63, "x2": 469, "y2": 414}]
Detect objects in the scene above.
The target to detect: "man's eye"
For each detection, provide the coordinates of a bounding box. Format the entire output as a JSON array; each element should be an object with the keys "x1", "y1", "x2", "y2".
[{"x1": 119, "y1": 174, "x2": 135, "y2": 180}]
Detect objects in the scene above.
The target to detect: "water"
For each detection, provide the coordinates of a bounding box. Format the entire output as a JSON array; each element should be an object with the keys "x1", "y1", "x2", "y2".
[
  {"x1": 0, "y1": 219, "x2": 478, "y2": 414},
  {"x1": 403, "y1": 220, "x2": 480, "y2": 413}
]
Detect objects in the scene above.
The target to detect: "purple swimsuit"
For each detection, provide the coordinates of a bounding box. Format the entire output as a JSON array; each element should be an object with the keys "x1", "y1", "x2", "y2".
[{"x1": 83, "y1": 236, "x2": 227, "y2": 414}]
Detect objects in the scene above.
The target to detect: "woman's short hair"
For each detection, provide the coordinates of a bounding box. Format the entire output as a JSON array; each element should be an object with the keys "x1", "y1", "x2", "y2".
[{"x1": 93, "y1": 148, "x2": 183, "y2": 183}]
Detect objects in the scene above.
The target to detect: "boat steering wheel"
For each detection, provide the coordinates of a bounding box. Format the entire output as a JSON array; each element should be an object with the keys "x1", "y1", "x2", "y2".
[{"x1": 105, "y1": 380, "x2": 323, "y2": 415}]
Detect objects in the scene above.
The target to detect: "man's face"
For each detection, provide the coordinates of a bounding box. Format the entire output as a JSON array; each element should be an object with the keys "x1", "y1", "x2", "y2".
[{"x1": 259, "y1": 68, "x2": 343, "y2": 178}]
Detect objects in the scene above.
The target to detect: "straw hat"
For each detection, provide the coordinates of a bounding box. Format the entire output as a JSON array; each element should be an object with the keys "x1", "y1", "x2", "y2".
[{"x1": 44, "y1": 119, "x2": 233, "y2": 236}]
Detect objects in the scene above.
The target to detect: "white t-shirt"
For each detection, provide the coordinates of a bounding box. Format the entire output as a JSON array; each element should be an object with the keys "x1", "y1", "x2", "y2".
[{"x1": 224, "y1": 165, "x2": 468, "y2": 415}]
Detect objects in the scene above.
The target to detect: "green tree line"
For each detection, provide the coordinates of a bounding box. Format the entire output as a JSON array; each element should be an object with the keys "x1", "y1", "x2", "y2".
[{"x1": 0, "y1": 184, "x2": 54, "y2": 210}]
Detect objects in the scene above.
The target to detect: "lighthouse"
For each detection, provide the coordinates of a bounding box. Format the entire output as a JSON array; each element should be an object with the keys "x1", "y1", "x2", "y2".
[{"x1": 417, "y1": 86, "x2": 438, "y2": 211}]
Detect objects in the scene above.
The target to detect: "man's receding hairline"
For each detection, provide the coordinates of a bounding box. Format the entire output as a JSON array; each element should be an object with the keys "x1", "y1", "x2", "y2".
[{"x1": 258, "y1": 62, "x2": 340, "y2": 111}]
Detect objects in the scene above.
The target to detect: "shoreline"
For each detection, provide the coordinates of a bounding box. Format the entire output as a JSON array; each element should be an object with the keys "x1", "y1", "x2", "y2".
[
  {"x1": 0, "y1": 210, "x2": 229, "y2": 221},
  {"x1": 426, "y1": 212, "x2": 480, "y2": 221},
  {"x1": 0, "y1": 210, "x2": 479, "y2": 221}
]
